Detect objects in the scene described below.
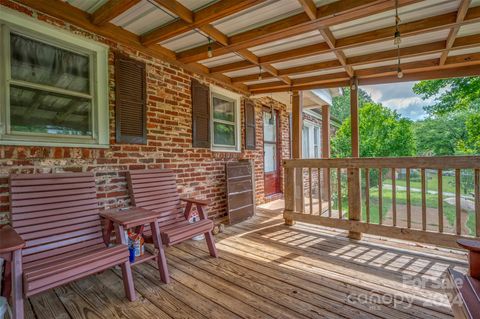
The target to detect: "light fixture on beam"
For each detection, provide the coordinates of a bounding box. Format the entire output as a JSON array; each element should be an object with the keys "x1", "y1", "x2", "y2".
[
  {"x1": 258, "y1": 66, "x2": 262, "y2": 80},
  {"x1": 207, "y1": 37, "x2": 213, "y2": 58},
  {"x1": 394, "y1": 0, "x2": 403, "y2": 79}
]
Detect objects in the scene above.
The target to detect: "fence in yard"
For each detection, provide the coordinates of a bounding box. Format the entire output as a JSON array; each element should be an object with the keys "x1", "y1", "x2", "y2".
[{"x1": 283, "y1": 156, "x2": 480, "y2": 248}]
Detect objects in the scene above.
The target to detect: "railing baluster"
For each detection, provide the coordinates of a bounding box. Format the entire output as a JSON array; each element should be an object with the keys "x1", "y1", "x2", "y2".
[
  {"x1": 421, "y1": 168, "x2": 427, "y2": 231},
  {"x1": 318, "y1": 168, "x2": 322, "y2": 215},
  {"x1": 309, "y1": 168, "x2": 313, "y2": 214},
  {"x1": 455, "y1": 169, "x2": 461, "y2": 235},
  {"x1": 378, "y1": 168, "x2": 383, "y2": 225},
  {"x1": 327, "y1": 168, "x2": 332, "y2": 217},
  {"x1": 392, "y1": 168, "x2": 396, "y2": 227},
  {"x1": 475, "y1": 168, "x2": 480, "y2": 237},
  {"x1": 365, "y1": 168, "x2": 370, "y2": 223},
  {"x1": 337, "y1": 168, "x2": 342, "y2": 218},
  {"x1": 438, "y1": 169, "x2": 443, "y2": 233},
  {"x1": 406, "y1": 168, "x2": 411, "y2": 229}
]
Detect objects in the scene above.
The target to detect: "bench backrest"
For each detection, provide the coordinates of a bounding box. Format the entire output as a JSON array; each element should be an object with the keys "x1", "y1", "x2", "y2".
[
  {"x1": 127, "y1": 169, "x2": 184, "y2": 227},
  {"x1": 9, "y1": 172, "x2": 104, "y2": 266}
]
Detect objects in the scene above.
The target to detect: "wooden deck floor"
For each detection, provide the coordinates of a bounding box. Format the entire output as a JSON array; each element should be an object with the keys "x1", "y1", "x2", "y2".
[{"x1": 22, "y1": 209, "x2": 468, "y2": 319}]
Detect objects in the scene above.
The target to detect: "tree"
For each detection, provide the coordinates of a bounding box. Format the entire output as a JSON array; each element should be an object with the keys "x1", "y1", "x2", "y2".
[
  {"x1": 412, "y1": 77, "x2": 480, "y2": 115},
  {"x1": 414, "y1": 111, "x2": 468, "y2": 156},
  {"x1": 330, "y1": 88, "x2": 373, "y2": 122},
  {"x1": 413, "y1": 77, "x2": 480, "y2": 154},
  {"x1": 331, "y1": 103, "x2": 416, "y2": 158}
]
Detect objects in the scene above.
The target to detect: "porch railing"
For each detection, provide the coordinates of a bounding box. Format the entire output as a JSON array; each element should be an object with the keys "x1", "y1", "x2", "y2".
[{"x1": 283, "y1": 156, "x2": 480, "y2": 248}]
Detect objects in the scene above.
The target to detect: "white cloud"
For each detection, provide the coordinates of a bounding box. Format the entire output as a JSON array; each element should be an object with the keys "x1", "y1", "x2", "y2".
[{"x1": 360, "y1": 81, "x2": 433, "y2": 120}]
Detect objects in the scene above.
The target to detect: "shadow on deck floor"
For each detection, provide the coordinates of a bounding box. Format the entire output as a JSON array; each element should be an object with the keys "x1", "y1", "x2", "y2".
[{"x1": 22, "y1": 207, "x2": 467, "y2": 319}]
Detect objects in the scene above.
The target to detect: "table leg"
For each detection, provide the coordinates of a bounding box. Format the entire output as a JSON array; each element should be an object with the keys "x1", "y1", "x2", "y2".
[
  {"x1": 114, "y1": 223, "x2": 136, "y2": 301},
  {"x1": 150, "y1": 219, "x2": 170, "y2": 284},
  {"x1": 12, "y1": 250, "x2": 24, "y2": 319},
  {"x1": 103, "y1": 219, "x2": 113, "y2": 246}
]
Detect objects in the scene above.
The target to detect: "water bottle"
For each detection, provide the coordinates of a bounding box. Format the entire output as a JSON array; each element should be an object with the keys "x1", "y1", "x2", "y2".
[{"x1": 0, "y1": 297, "x2": 12, "y2": 319}]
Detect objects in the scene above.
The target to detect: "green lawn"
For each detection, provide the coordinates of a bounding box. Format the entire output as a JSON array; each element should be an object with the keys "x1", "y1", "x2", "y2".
[
  {"x1": 331, "y1": 184, "x2": 476, "y2": 236},
  {"x1": 384, "y1": 172, "x2": 473, "y2": 195}
]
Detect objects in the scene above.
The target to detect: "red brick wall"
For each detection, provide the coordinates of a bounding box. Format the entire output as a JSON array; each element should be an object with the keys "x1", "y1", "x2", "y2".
[{"x1": 0, "y1": 1, "x2": 290, "y2": 224}]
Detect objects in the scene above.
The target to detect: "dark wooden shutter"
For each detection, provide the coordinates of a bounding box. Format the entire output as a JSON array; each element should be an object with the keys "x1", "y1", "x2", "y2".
[
  {"x1": 115, "y1": 54, "x2": 147, "y2": 144},
  {"x1": 191, "y1": 79, "x2": 210, "y2": 148},
  {"x1": 244, "y1": 99, "x2": 256, "y2": 150}
]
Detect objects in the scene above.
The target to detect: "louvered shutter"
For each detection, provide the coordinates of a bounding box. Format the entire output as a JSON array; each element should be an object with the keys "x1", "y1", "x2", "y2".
[
  {"x1": 115, "y1": 54, "x2": 147, "y2": 144},
  {"x1": 191, "y1": 79, "x2": 210, "y2": 148},
  {"x1": 244, "y1": 99, "x2": 256, "y2": 150}
]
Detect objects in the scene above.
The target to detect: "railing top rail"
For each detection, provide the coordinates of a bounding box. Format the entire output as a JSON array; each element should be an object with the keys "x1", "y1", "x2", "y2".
[{"x1": 283, "y1": 156, "x2": 480, "y2": 169}]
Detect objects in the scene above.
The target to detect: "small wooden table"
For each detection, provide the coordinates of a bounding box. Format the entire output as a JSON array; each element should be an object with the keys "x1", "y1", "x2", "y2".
[
  {"x1": 0, "y1": 225, "x2": 26, "y2": 318},
  {"x1": 101, "y1": 207, "x2": 170, "y2": 283}
]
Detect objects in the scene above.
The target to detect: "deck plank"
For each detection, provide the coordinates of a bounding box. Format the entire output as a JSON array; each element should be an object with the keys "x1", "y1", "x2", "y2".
[{"x1": 26, "y1": 208, "x2": 469, "y2": 319}]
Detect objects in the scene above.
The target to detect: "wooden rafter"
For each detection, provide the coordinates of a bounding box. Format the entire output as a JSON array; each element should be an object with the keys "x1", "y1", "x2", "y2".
[
  {"x1": 439, "y1": 0, "x2": 472, "y2": 65},
  {"x1": 140, "y1": 0, "x2": 265, "y2": 46},
  {"x1": 297, "y1": 0, "x2": 317, "y2": 20},
  {"x1": 227, "y1": 33, "x2": 480, "y2": 82},
  {"x1": 249, "y1": 53, "x2": 480, "y2": 93},
  {"x1": 319, "y1": 28, "x2": 354, "y2": 77},
  {"x1": 149, "y1": 0, "x2": 289, "y2": 84},
  {"x1": 13, "y1": 0, "x2": 249, "y2": 94},
  {"x1": 177, "y1": 0, "x2": 420, "y2": 63},
  {"x1": 151, "y1": 0, "x2": 193, "y2": 23},
  {"x1": 297, "y1": 0, "x2": 354, "y2": 77},
  {"x1": 200, "y1": 7, "x2": 480, "y2": 76},
  {"x1": 90, "y1": 0, "x2": 140, "y2": 25}
]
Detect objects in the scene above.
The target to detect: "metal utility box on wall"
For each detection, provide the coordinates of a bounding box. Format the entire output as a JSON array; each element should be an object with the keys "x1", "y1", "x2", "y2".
[{"x1": 226, "y1": 160, "x2": 256, "y2": 225}]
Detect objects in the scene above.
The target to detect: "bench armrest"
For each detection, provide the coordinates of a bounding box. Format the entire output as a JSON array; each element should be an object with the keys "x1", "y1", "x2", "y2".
[
  {"x1": 181, "y1": 198, "x2": 210, "y2": 220},
  {"x1": 0, "y1": 226, "x2": 25, "y2": 254},
  {"x1": 181, "y1": 198, "x2": 210, "y2": 206}
]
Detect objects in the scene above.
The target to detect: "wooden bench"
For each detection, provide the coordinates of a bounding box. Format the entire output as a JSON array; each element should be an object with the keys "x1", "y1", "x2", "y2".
[
  {"x1": 0, "y1": 172, "x2": 135, "y2": 319},
  {"x1": 127, "y1": 169, "x2": 217, "y2": 282},
  {"x1": 445, "y1": 239, "x2": 480, "y2": 319}
]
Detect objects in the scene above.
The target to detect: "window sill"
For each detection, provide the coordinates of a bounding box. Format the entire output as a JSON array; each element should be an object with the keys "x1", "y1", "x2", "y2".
[
  {"x1": 0, "y1": 139, "x2": 109, "y2": 149},
  {"x1": 211, "y1": 148, "x2": 241, "y2": 153}
]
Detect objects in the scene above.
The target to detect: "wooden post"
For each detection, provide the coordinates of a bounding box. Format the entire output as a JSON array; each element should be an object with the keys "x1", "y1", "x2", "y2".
[
  {"x1": 321, "y1": 104, "x2": 330, "y2": 205},
  {"x1": 284, "y1": 166, "x2": 296, "y2": 225},
  {"x1": 285, "y1": 90, "x2": 304, "y2": 225},
  {"x1": 348, "y1": 77, "x2": 362, "y2": 240}
]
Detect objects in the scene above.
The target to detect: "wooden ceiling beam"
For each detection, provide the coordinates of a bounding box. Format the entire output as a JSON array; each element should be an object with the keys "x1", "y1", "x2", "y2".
[
  {"x1": 177, "y1": 0, "x2": 419, "y2": 63},
  {"x1": 151, "y1": 0, "x2": 193, "y2": 23},
  {"x1": 298, "y1": 0, "x2": 354, "y2": 78},
  {"x1": 90, "y1": 0, "x2": 140, "y2": 25},
  {"x1": 439, "y1": 0, "x2": 471, "y2": 65},
  {"x1": 249, "y1": 55, "x2": 480, "y2": 93},
  {"x1": 13, "y1": 0, "x2": 249, "y2": 94},
  {"x1": 229, "y1": 34, "x2": 480, "y2": 82},
  {"x1": 319, "y1": 28, "x2": 354, "y2": 77},
  {"x1": 180, "y1": 4, "x2": 480, "y2": 65},
  {"x1": 297, "y1": 0, "x2": 317, "y2": 20},
  {"x1": 145, "y1": 0, "x2": 288, "y2": 85},
  {"x1": 141, "y1": 0, "x2": 265, "y2": 46}
]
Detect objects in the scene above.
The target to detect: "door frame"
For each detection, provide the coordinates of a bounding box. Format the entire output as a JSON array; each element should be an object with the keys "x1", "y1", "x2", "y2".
[{"x1": 262, "y1": 107, "x2": 281, "y2": 196}]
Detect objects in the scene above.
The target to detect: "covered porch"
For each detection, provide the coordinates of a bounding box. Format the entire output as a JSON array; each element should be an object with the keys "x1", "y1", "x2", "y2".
[
  {"x1": 22, "y1": 208, "x2": 467, "y2": 319},
  {"x1": 0, "y1": 0, "x2": 480, "y2": 318}
]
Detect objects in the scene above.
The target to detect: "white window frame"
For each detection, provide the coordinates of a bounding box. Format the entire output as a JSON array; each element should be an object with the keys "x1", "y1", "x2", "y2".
[
  {"x1": 302, "y1": 121, "x2": 321, "y2": 158},
  {"x1": 210, "y1": 85, "x2": 241, "y2": 152},
  {"x1": 0, "y1": 8, "x2": 109, "y2": 148}
]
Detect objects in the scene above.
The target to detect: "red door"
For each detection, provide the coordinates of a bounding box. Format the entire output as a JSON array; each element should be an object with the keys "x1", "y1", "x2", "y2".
[{"x1": 263, "y1": 109, "x2": 281, "y2": 196}]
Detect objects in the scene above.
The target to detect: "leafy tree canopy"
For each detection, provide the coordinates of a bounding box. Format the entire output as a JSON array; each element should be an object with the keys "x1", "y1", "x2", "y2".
[
  {"x1": 330, "y1": 88, "x2": 372, "y2": 122},
  {"x1": 331, "y1": 102, "x2": 416, "y2": 158},
  {"x1": 414, "y1": 111, "x2": 468, "y2": 156},
  {"x1": 412, "y1": 77, "x2": 480, "y2": 115}
]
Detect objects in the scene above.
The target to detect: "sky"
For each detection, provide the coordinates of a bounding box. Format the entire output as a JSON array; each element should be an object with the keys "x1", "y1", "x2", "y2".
[{"x1": 360, "y1": 81, "x2": 435, "y2": 121}]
